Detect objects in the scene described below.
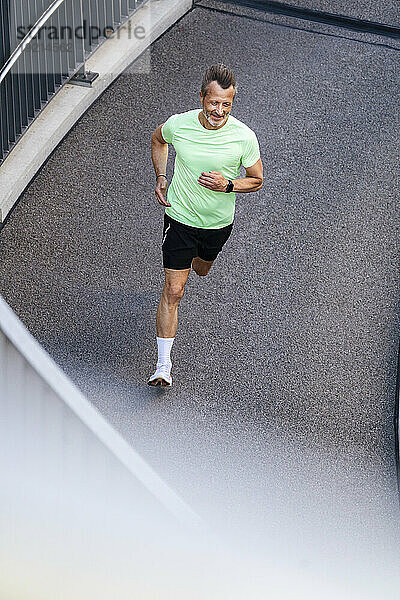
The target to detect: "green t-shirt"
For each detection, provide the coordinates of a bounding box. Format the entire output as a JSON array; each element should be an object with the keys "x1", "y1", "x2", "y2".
[{"x1": 161, "y1": 109, "x2": 260, "y2": 229}]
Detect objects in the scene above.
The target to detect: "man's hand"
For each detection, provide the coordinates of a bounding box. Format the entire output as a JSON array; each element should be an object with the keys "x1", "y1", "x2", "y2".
[
  {"x1": 197, "y1": 171, "x2": 228, "y2": 192},
  {"x1": 155, "y1": 177, "x2": 171, "y2": 207}
]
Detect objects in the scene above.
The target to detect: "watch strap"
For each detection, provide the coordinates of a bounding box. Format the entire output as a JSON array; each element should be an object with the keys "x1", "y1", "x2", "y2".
[{"x1": 225, "y1": 180, "x2": 234, "y2": 193}]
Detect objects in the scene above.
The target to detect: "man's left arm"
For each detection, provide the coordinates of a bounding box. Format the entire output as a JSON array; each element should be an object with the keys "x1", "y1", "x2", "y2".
[{"x1": 197, "y1": 158, "x2": 263, "y2": 193}]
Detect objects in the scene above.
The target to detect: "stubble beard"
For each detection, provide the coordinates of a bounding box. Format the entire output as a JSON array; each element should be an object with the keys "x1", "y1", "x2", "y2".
[{"x1": 201, "y1": 107, "x2": 229, "y2": 128}]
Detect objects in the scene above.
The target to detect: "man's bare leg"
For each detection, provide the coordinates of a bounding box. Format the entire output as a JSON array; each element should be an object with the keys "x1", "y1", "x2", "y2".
[
  {"x1": 149, "y1": 268, "x2": 190, "y2": 387},
  {"x1": 191, "y1": 257, "x2": 214, "y2": 277},
  {"x1": 156, "y1": 267, "x2": 191, "y2": 337},
  {"x1": 155, "y1": 260, "x2": 214, "y2": 339}
]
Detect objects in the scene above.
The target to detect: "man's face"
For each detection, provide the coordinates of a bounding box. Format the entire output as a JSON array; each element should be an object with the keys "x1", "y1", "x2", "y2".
[{"x1": 200, "y1": 81, "x2": 235, "y2": 128}]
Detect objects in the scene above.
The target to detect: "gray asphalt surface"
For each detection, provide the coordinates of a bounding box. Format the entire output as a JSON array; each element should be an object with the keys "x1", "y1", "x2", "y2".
[
  {"x1": 225, "y1": 0, "x2": 400, "y2": 28},
  {"x1": 1, "y1": 1, "x2": 400, "y2": 594}
]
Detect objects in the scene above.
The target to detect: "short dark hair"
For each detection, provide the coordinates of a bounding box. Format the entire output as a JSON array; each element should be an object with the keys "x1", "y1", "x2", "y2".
[{"x1": 201, "y1": 63, "x2": 237, "y2": 98}]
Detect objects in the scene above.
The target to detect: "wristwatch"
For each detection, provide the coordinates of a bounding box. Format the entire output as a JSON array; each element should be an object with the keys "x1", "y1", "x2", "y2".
[{"x1": 225, "y1": 179, "x2": 234, "y2": 193}]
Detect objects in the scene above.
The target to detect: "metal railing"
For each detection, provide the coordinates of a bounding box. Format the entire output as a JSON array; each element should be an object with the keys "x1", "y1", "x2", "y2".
[{"x1": 0, "y1": 0, "x2": 145, "y2": 163}]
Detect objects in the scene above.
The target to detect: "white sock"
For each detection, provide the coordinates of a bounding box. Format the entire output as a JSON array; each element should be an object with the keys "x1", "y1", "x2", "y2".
[{"x1": 157, "y1": 336, "x2": 174, "y2": 366}]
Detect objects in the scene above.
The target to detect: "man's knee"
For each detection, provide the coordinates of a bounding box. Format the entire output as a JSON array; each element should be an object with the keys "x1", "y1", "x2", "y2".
[
  {"x1": 192, "y1": 257, "x2": 213, "y2": 277},
  {"x1": 164, "y1": 282, "x2": 185, "y2": 305}
]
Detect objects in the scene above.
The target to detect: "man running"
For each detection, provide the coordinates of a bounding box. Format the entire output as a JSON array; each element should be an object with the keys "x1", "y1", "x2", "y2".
[{"x1": 148, "y1": 63, "x2": 263, "y2": 387}]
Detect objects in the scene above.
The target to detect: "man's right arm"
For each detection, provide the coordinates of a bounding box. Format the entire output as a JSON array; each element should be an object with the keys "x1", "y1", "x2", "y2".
[{"x1": 151, "y1": 124, "x2": 171, "y2": 207}]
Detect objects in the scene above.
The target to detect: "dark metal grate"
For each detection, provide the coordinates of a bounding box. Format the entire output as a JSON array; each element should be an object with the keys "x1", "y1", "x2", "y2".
[{"x1": 0, "y1": 0, "x2": 146, "y2": 163}]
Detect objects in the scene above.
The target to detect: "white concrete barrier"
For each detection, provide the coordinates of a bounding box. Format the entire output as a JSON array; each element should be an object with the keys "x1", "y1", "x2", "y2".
[
  {"x1": 0, "y1": 291, "x2": 208, "y2": 597},
  {"x1": 0, "y1": 293, "x2": 200, "y2": 525}
]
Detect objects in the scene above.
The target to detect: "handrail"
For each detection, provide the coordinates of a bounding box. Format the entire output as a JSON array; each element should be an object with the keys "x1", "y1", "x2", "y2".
[
  {"x1": 0, "y1": 0, "x2": 67, "y2": 86},
  {"x1": 0, "y1": 0, "x2": 150, "y2": 164}
]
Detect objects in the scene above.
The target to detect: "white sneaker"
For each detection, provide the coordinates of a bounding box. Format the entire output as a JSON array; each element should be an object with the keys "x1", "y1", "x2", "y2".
[{"x1": 147, "y1": 362, "x2": 172, "y2": 387}]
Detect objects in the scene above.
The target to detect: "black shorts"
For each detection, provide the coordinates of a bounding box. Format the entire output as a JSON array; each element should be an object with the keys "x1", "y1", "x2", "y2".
[{"x1": 162, "y1": 214, "x2": 233, "y2": 270}]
